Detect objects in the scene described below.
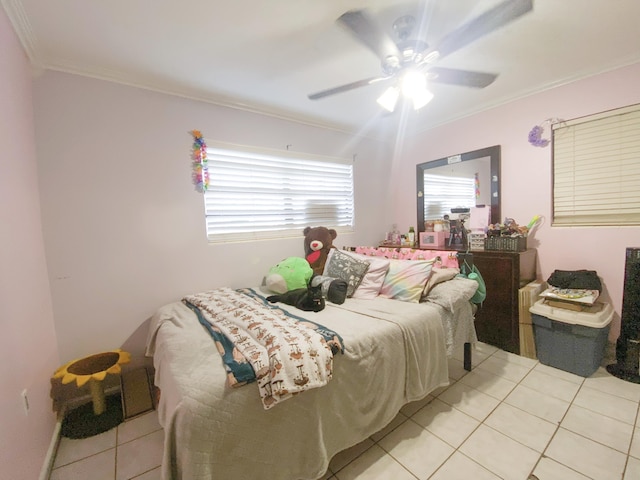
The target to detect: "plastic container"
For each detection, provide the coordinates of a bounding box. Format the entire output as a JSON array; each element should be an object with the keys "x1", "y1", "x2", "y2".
[{"x1": 529, "y1": 299, "x2": 614, "y2": 377}]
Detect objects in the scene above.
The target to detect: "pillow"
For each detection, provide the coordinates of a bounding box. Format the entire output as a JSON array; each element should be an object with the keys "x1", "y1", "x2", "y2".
[
  {"x1": 425, "y1": 276, "x2": 479, "y2": 312},
  {"x1": 379, "y1": 258, "x2": 435, "y2": 303},
  {"x1": 422, "y1": 267, "x2": 460, "y2": 299},
  {"x1": 323, "y1": 249, "x2": 370, "y2": 297},
  {"x1": 339, "y1": 251, "x2": 391, "y2": 299}
]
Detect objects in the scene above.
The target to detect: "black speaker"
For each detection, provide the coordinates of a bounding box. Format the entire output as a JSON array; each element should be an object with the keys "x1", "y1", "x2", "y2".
[{"x1": 607, "y1": 247, "x2": 640, "y2": 383}]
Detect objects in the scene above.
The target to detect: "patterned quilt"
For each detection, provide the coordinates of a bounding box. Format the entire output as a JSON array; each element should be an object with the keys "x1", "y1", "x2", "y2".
[{"x1": 183, "y1": 287, "x2": 343, "y2": 409}]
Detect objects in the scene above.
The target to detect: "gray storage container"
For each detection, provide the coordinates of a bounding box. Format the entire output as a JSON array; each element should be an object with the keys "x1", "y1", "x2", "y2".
[{"x1": 529, "y1": 300, "x2": 614, "y2": 377}]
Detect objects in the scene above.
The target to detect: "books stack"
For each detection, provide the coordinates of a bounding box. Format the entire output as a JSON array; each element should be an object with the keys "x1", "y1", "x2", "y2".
[{"x1": 539, "y1": 287, "x2": 600, "y2": 311}]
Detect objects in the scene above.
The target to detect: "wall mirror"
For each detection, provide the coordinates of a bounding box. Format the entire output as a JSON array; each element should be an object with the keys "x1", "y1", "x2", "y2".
[{"x1": 416, "y1": 145, "x2": 501, "y2": 233}]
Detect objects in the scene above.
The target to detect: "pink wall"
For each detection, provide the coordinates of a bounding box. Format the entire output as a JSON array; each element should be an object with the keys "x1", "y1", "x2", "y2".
[
  {"x1": 0, "y1": 8, "x2": 59, "y2": 479},
  {"x1": 393, "y1": 62, "x2": 640, "y2": 341},
  {"x1": 32, "y1": 72, "x2": 394, "y2": 364}
]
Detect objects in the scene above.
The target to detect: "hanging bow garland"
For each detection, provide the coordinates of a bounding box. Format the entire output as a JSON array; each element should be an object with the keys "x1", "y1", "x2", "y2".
[{"x1": 189, "y1": 130, "x2": 209, "y2": 192}]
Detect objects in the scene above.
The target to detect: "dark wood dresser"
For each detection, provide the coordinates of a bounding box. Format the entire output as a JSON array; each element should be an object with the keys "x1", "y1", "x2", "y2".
[{"x1": 458, "y1": 249, "x2": 537, "y2": 354}]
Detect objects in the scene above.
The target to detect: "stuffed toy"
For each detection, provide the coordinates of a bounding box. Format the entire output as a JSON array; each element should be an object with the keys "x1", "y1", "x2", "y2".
[
  {"x1": 303, "y1": 226, "x2": 337, "y2": 276},
  {"x1": 264, "y1": 257, "x2": 313, "y2": 294}
]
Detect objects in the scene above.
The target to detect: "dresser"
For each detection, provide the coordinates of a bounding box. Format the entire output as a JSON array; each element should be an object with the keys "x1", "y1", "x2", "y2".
[{"x1": 458, "y1": 249, "x2": 537, "y2": 354}]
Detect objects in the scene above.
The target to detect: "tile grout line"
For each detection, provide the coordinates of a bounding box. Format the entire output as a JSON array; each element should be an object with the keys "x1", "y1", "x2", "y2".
[
  {"x1": 523, "y1": 369, "x2": 586, "y2": 480},
  {"x1": 621, "y1": 399, "x2": 640, "y2": 479}
]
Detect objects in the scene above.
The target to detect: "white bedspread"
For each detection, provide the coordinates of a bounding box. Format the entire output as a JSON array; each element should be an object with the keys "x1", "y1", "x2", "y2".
[{"x1": 146, "y1": 285, "x2": 476, "y2": 480}]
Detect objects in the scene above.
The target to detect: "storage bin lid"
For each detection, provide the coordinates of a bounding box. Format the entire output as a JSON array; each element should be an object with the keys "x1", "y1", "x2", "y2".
[{"x1": 529, "y1": 299, "x2": 614, "y2": 328}]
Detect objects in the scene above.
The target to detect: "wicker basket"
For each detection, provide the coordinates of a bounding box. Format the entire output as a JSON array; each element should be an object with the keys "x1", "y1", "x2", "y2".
[{"x1": 485, "y1": 235, "x2": 527, "y2": 252}]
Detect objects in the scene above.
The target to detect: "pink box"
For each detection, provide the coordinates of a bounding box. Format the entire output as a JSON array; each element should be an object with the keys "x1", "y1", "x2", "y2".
[{"x1": 420, "y1": 231, "x2": 446, "y2": 248}]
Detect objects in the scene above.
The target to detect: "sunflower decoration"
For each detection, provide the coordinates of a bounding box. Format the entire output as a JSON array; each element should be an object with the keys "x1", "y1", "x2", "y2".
[{"x1": 53, "y1": 349, "x2": 131, "y2": 387}]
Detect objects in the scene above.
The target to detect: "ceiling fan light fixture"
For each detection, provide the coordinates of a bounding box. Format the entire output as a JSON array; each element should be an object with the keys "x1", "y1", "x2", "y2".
[
  {"x1": 401, "y1": 70, "x2": 426, "y2": 98},
  {"x1": 377, "y1": 86, "x2": 399, "y2": 112},
  {"x1": 412, "y1": 87, "x2": 434, "y2": 110}
]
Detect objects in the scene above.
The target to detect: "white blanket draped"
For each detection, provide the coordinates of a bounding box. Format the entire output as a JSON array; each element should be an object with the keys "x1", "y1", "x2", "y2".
[{"x1": 184, "y1": 288, "x2": 335, "y2": 409}]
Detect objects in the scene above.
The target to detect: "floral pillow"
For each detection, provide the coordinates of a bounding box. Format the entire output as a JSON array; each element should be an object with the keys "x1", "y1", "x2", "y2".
[
  {"x1": 379, "y1": 258, "x2": 435, "y2": 303},
  {"x1": 323, "y1": 249, "x2": 370, "y2": 297}
]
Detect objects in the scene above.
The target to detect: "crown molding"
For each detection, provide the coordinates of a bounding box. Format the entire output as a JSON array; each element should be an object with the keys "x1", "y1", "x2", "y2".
[
  {"x1": 42, "y1": 57, "x2": 397, "y2": 142},
  {"x1": 1, "y1": 0, "x2": 44, "y2": 72}
]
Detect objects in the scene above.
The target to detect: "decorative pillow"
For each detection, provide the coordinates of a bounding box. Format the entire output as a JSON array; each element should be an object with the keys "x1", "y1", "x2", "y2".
[
  {"x1": 425, "y1": 276, "x2": 479, "y2": 312},
  {"x1": 422, "y1": 267, "x2": 460, "y2": 299},
  {"x1": 323, "y1": 249, "x2": 370, "y2": 297},
  {"x1": 340, "y1": 251, "x2": 391, "y2": 299},
  {"x1": 379, "y1": 259, "x2": 435, "y2": 303}
]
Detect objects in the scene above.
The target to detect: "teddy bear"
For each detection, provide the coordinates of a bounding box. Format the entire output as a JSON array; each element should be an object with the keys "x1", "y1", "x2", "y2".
[{"x1": 303, "y1": 226, "x2": 337, "y2": 276}]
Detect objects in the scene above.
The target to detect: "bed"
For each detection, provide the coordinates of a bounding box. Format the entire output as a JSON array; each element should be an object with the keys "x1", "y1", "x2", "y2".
[{"x1": 145, "y1": 248, "x2": 479, "y2": 480}]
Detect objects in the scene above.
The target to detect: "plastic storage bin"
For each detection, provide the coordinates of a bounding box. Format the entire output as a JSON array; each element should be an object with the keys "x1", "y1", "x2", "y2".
[{"x1": 529, "y1": 300, "x2": 614, "y2": 377}]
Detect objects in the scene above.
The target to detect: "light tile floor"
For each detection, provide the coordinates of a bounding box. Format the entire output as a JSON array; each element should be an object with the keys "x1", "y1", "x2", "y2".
[{"x1": 50, "y1": 342, "x2": 640, "y2": 480}]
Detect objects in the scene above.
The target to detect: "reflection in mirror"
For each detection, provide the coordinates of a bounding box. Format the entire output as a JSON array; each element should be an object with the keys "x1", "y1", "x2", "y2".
[{"x1": 416, "y1": 145, "x2": 500, "y2": 234}]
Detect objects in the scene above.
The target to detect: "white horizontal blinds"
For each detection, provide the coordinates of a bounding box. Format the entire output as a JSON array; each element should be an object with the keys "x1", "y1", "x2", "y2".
[
  {"x1": 553, "y1": 104, "x2": 640, "y2": 226},
  {"x1": 204, "y1": 146, "x2": 354, "y2": 242},
  {"x1": 423, "y1": 173, "x2": 475, "y2": 220}
]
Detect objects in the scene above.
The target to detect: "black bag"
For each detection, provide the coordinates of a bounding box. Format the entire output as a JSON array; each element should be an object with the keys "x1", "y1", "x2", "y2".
[{"x1": 547, "y1": 269, "x2": 602, "y2": 292}]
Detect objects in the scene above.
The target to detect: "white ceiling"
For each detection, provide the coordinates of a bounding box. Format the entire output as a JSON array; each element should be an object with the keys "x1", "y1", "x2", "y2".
[{"x1": 5, "y1": 0, "x2": 640, "y2": 138}]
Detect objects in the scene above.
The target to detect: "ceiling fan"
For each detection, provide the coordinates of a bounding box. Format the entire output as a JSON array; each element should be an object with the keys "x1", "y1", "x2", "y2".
[{"x1": 308, "y1": 0, "x2": 534, "y2": 111}]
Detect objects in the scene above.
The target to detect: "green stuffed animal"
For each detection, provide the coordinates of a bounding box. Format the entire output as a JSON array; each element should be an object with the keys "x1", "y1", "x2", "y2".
[{"x1": 264, "y1": 257, "x2": 313, "y2": 294}]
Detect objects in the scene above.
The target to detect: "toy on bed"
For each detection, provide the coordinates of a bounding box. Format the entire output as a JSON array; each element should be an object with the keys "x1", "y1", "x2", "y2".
[
  {"x1": 264, "y1": 256, "x2": 313, "y2": 294},
  {"x1": 303, "y1": 226, "x2": 337, "y2": 275},
  {"x1": 263, "y1": 255, "x2": 347, "y2": 307}
]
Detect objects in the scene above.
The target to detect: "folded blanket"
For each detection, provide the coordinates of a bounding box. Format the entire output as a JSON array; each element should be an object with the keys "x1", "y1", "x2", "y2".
[{"x1": 183, "y1": 287, "x2": 343, "y2": 409}]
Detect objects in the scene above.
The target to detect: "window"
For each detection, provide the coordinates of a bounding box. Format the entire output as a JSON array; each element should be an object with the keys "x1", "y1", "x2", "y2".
[
  {"x1": 552, "y1": 103, "x2": 640, "y2": 226},
  {"x1": 204, "y1": 144, "x2": 354, "y2": 243},
  {"x1": 422, "y1": 173, "x2": 476, "y2": 220}
]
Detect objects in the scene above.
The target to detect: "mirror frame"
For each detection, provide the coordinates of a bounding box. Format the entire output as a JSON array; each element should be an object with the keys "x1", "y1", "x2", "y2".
[{"x1": 416, "y1": 145, "x2": 501, "y2": 234}]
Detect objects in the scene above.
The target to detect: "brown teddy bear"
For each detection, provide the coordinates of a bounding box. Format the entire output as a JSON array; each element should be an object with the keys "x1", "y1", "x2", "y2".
[{"x1": 303, "y1": 226, "x2": 337, "y2": 276}]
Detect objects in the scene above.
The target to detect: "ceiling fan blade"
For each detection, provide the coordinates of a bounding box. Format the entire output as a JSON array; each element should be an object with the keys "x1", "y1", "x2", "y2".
[
  {"x1": 337, "y1": 10, "x2": 401, "y2": 62},
  {"x1": 427, "y1": 67, "x2": 498, "y2": 88},
  {"x1": 432, "y1": 0, "x2": 533, "y2": 60},
  {"x1": 308, "y1": 76, "x2": 390, "y2": 100}
]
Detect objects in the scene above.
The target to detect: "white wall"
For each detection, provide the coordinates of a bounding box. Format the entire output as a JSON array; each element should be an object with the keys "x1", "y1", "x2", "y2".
[
  {"x1": 33, "y1": 71, "x2": 394, "y2": 364},
  {"x1": 0, "y1": 8, "x2": 59, "y2": 479},
  {"x1": 391, "y1": 62, "x2": 640, "y2": 341}
]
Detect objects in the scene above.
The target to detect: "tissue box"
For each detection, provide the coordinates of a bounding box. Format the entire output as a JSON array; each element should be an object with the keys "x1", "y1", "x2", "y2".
[{"x1": 420, "y1": 231, "x2": 446, "y2": 248}]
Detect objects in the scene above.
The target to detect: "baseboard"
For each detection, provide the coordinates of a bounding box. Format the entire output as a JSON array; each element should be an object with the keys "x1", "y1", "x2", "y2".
[
  {"x1": 41, "y1": 384, "x2": 121, "y2": 479},
  {"x1": 39, "y1": 407, "x2": 65, "y2": 480}
]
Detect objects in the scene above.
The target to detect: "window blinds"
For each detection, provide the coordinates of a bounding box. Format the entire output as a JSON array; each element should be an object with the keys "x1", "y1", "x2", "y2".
[
  {"x1": 552, "y1": 104, "x2": 640, "y2": 226},
  {"x1": 422, "y1": 173, "x2": 476, "y2": 220},
  {"x1": 204, "y1": 145, "x2": 354, "y2": 243}
]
